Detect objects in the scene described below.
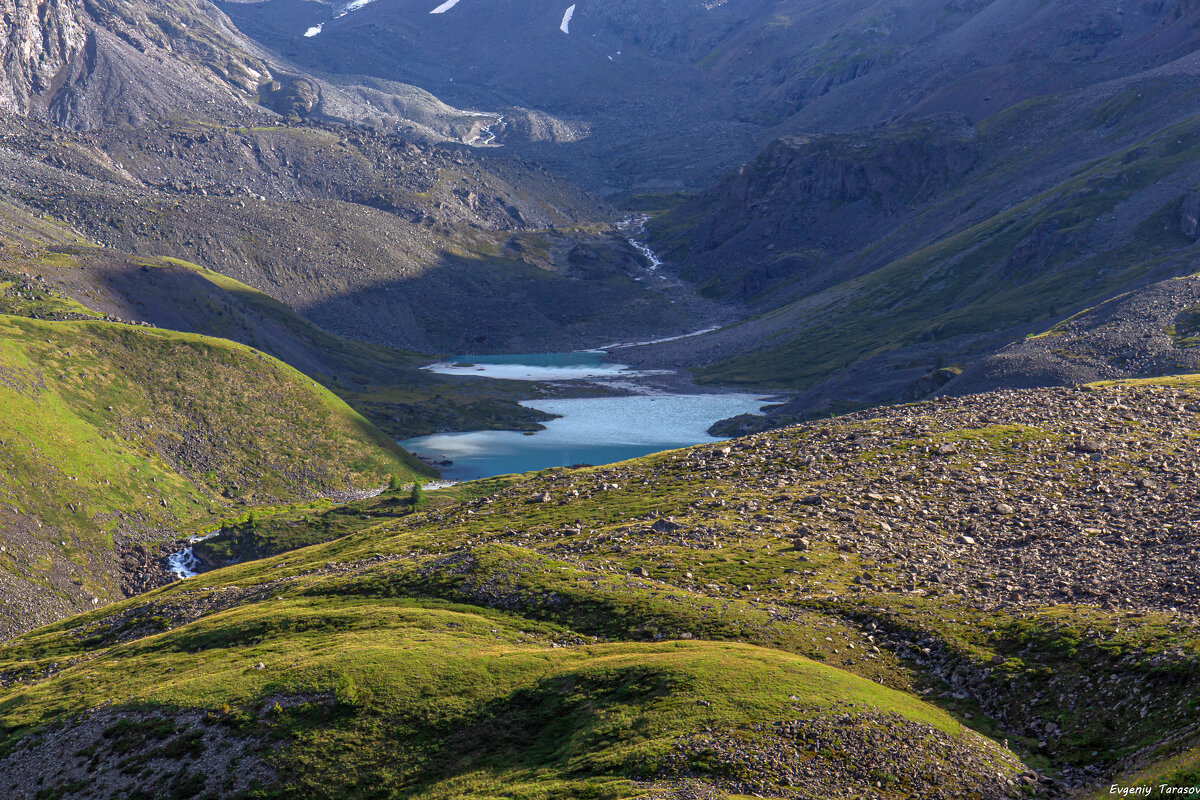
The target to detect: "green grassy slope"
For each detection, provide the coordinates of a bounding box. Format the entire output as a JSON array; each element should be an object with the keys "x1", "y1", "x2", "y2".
[
  {"x1": 0, "y1": 194, "x2": 554, "y2": 439},
  {"x1": 12, "y1": 378, "x2": 1200, "y2": 796},
  {"x1": 0, "y1": 313, "x2": 427, "y2": 637},
  {"x1": 0, "y1": 553, "x2": 1022, "y2": 800}
]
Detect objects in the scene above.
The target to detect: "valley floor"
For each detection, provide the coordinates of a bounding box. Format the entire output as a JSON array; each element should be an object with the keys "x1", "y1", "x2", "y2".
[{"x1": 4, "y1": 379, "x2": 1200, "y2": 797}]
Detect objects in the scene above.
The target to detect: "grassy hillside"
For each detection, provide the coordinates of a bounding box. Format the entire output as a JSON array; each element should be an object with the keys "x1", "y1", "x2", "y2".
[
  {"x1": 0, "y1": 194, "x2": 557, "y2": 439},
  {"x1": 0, "y1": 313, "x2": 427, "y2": 638},
  {"x1": 8, "y1": 378, "x2": 1200, "y2": 796}
]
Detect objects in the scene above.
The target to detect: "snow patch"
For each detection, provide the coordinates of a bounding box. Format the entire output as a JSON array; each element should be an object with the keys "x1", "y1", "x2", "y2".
[
  {"x1": 303, "y1": 0, "x2": 379, "y2": 36},
  {"x1": 560, "y1": 4, "x2": 576, "y2": 33},
  {"x1": 431, "y1": 0, "x2": 463, "y2": 13}
]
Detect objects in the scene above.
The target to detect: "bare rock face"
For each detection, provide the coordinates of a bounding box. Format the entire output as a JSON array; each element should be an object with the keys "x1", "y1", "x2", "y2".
[
  {"x1": 652, "y1": 113, "x2": 980, "y2": 305},
  {"x1": 0, "y1": 0, "x2": 272, "y2": 128},
  {"x1": 0, "y1": 0, "x2": 89, "y2": 115},
  {"x1": 1004, "y1": 217, "x2": 1079, "y2": 278}
]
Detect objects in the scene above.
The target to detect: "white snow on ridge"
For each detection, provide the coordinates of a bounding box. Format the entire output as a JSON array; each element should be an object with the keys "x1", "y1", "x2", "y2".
[
  {"x1": 301, "y1": 0, "x2": 380, "y2": 37},
  {"x1": 431, "y1": 0, "x2": 463, "y2": 13},
  {"x1": 560, "y1": 4, "x2": 575, "y2": 33}
]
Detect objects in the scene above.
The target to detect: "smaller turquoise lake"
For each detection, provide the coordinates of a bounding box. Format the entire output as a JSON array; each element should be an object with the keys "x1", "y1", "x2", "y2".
[{"x1": 424, "y1": 351, "x2": 663, "y2": 382}]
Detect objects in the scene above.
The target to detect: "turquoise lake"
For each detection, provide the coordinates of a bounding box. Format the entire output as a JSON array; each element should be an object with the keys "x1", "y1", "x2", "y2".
[{"x1": 401, "y1": 353, "x2": 768, "y2": 481}]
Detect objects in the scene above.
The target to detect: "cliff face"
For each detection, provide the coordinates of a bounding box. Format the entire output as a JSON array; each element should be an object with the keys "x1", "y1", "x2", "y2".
[
  {"x1": 0, "y1": 0, "x2": 88, "y2": 115},
  {"x1": 0, "y1": 0, "x2": 271, "y2": 128},
  {"x1": 654, "y1": 114, "x2": 979, "y2": 305}
]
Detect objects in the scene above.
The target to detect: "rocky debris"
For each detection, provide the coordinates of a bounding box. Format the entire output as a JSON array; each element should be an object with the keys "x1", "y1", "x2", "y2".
[
  {"x1": 324, "y1": 485, "x2": 388, "y2": 504},
  {"x1": 117, "y1": 542, "x2": 176, "y2": 596},
  {"x1": 0, "y1": 706, "x2": 277, "y2": 800},
  {"x1": 702, "y1": 383, "x2": 1200, "y2": 615},
  {"x1": 662, "y1": 709, "x2": 1025, "y2": 799},
  {"x1": 944, "y1": 275, "x2": 1200, "y2": 396}
]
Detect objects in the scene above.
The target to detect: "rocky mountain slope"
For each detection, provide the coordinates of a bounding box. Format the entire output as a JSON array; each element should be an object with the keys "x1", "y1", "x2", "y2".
[
  {"x1": 0, "y1": 0, "x2": 268, "y2": 127},
  {"x1": 944, "y1": 274, "x2": 1200, "y2": 396},
  {"x1": 636, "y1": 71, "x2": 1200, "y2": 421},
  {"x1": 0, "y1": 103, "x2": 704, "y2": 356},
  {"x1": 5, "y1": 378, "x2": 1200, "y2": 797},
  {"x1": 217, "y1": 0, "x2": 1200, "y2": 190},
  {"x1": 0, "y1": 0, "x2": 522, "y2": 138}
]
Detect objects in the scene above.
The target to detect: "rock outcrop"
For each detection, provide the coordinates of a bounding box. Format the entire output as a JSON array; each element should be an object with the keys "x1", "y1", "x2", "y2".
[
  {"x1": 651, "y1": 114, "x2": 979, "y2": 304},
  {"x1": 0, "y1": 0, "x2": 271, "y2": 128}
]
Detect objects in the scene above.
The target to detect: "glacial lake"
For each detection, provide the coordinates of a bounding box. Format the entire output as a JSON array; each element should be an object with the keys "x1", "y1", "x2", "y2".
[{"x1": 400, "y1": 353, "x2": 768, "y2": 481}]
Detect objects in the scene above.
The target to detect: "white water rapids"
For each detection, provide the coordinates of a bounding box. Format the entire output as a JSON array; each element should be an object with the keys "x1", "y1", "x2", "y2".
[
  {"x1": 468, "y1": 114, "x2": 504, "y2": 146},
  {"x1": 619, "y1": 214, "x2": 664, "y2": 271},
  {"x1": 166, "y1": 531, "x2": 220, "y2": 580}
]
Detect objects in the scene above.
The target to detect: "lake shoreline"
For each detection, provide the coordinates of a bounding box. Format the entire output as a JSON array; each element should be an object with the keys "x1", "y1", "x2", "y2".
[{"x1": 403, "y1": 350, "x2": 777, "y2": 481}]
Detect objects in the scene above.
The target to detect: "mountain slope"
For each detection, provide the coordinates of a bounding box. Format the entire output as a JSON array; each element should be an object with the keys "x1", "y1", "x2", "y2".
[
  {"x1": 0, "y1": 0, "x2": 271, "y2": 128},
  {"x1": 0, "y1": 193, "x2": 561, "y2": 439},
  {"x1": 632, "y1": 71, "x2": 1200, "y2": 422},
  {"x1": 0, "y1": 0, "x2": 519, "y2": 139},
  {"x1": 0, "y1": 313, "x2": 426, "y2": 639},
  {"x1": 943, "y1": 274, "x2": 1200, "y2": 396},
  {"x1": 7, "y1": 378, "x2": 1200, "y2": 796},
  {"x1": 0, "y1": 101, "x2": 705, "y2": 354}
]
